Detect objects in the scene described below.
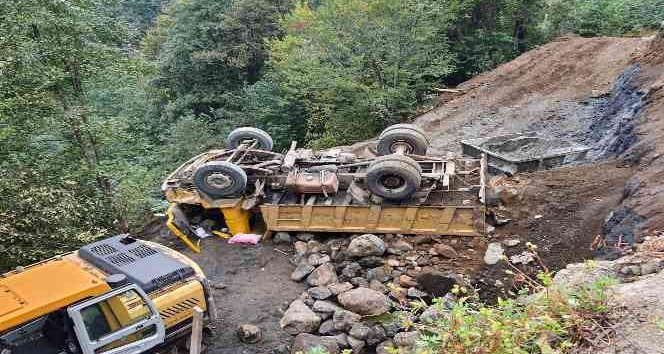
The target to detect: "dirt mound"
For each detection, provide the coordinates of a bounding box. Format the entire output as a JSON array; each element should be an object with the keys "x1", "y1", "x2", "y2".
[{"x1": 415, "y1": 36, "x2": 649, "y2": 154}]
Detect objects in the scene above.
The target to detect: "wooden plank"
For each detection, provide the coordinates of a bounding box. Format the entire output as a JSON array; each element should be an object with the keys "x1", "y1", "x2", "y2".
[{"x1": 189, "y1": 306, "x2": 204, "y2": 354}]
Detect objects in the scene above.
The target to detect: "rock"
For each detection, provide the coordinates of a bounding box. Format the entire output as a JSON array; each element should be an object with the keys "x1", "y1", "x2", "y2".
[
  {"x1": 237, "y1": 324, "x2": 262, "y2": 343},
  {"x1": 366, "y1": 325, "x2": 387, "y2": 346},
  {"x1": 483, "y1": 242, "x2": 504, "y2": 265},
  {"x1": 330, "y1": 249, "x2": 348, "y2": 262},
  {"x1": 433, "y1": 244, "x2": 458, "y2": 258},
  {"x1": 387, "y1": 259, "x2": 401, "y2": 267},
  {"x1": 280, "y1": 300, "x2": 321, "y2": 335},
  {"x1": 416, "y1": 271, "x2": 468, "y2": 297},
  {"x1": 307, "y1": 240, "x2": 329, "y2": 254},
  {"x1": 503, "y1": 239, "x2": 521, "y2": 247},
  {"x1": 358, "y1": 256, "x2": 385, "y2": 268},
  {"x1": 553, "y1": 260, "x2": 618, "y2": 288},
  {"x1": 369, "y1": 279, "x2": 388, "y2": 294},
  {"x1": 296, "y1": 232, "x2": 315, "y2": 242},
  {"x1": 333, "y1": 309, "x2": 361, "y2": 331},
  {"x1": 388, "y1": 286, "x2": 407, "y2": 303},
  {"x1": 294, "y1": 241, "x2": 308, "y2": 256},
  {"x1": 313, "y1": 300, "x2": 342, "y2": 313},
  {"x1": 348, "y1": 234, "x2": 386, "y2": 257},
  {"x1": 387, "y1": 240, "x2": 413, "y2": 254},
  {"x1": 308, "y1": 286, "x2": 333, "y2": 300},
  {"x1": 307, "y1": 263, "x2": 339, "y2": 287},
  {"x1": 407, "y1": 287, "x2": 428, "y2": 298},
  {"x1": 347, "y1": 335, "x2": 366, "y2": 354},
  {"x1": 399, "y1": 274, "x2": 418, "y2": 288},
  {"x1": 350, "y1": 277, "x2": 369, "y2": 288},
  {"x1": 291, "y1": 262, "x2": 315, "y2": 282},
  {"x1": 317, "y1": 311, "x2": 332, "y2": 320},
  {"x1": 412, "y1": 235, "x2": 433, "y2": 245},
  {"x1": 338, "y1": 288, "x2": 391, "y2": 315},
  {"x1": 393, "y1": 331, "x2": 418, "y2": 348},
  {"x1": 328, "y1": 282, "x2": 353, "y2": 295},
  {"x1": 510, "y1": 251, "x2": 535, "y2": 265},
  {"x1": 273, "y1": 344, "x2": 290, "y2": 354},
  {"x1": 381, "y1": 311, "x2": 413, "y2": 336},
  {"x1": 640, "y1": 260, "x2": 662, "y2": 275},
  {"x1": 318, "y1": 319, "x2": 338, "y2": 335},
  {"x1": 291, "y1": 333, "x2": 340, "y2": 354},
  {"x1": 308, "y1": 253, "x2": 332, "y2": 266},
  {"x1": 366, "y1": 267, "x2": 390, "y2": 282},
  {"x1": 212, "y1": 281, "x2": 227, "y2": 290},
  {"x1": 349, "y1": 323, "x2": 371, "y2": 340},
  {"x1": 376, "y1": 339, "x2": 394, "y2": 354},
  {"x1": 327, "y1": 333, "x2": 349, "y2": 348},
  {"x1": 273, "y1": 232, "x2": 292, "y2": 244},
  {"x1": 420, "y1": 303, "x2": 448, "y2": 323},
  {"x1": 342, "y1": 262, "x2": 362, "y2": 278}
]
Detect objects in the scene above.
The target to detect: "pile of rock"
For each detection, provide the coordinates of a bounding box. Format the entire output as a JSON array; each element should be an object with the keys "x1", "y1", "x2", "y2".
[{"x1": 275, "y1": 232, "x2": 470, "y2": 354}]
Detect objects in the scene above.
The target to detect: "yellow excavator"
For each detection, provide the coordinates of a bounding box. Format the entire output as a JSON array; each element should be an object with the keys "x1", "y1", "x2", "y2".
[{"x1": 0, "y1": 235, "x2": 216, "y2": 354}]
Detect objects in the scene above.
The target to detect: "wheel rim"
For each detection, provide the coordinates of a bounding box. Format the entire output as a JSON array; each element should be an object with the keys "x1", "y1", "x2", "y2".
[
  {"x1": 380, "y1": 174, "x2": 407, "y2": 193},
  {"x1": 206, "y1": 172, "x2": 234, "y2": 190},
  {"x1": 389, "y1": 140, "x2": 414, "y2": 154}
]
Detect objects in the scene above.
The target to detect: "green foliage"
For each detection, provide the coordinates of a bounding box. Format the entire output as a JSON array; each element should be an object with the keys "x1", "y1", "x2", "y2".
[
  {"x1": 412, "y1": 274, "x2": 617, "y2": 354},
  {"x1": 255, "y1": 0, "x2": 457, "y2": 148}
]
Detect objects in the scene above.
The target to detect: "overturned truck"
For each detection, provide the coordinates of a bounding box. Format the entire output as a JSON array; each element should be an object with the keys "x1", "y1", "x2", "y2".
[{"x1": 162, "y1": 125, "x2": 487, "y2": 252}]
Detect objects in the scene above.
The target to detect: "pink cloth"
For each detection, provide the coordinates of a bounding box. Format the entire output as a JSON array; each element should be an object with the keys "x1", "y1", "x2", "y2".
[{"x1": 227, "y1": 233, "x2": 262, "y2": 245}]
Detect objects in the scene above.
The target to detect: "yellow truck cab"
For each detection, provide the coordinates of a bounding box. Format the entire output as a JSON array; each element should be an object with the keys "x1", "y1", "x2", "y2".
[{"x1": 0, "y1": 235, "x2": 216, "y2": 354}]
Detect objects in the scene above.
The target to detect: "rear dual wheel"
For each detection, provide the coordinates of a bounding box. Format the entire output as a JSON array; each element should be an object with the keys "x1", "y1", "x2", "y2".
[
  {"x1": 366, "y1": 154, "x2": 422, "y2": 201},
  {"x1": 376, "y1": 124, "x2": 429, "y2": 156}
]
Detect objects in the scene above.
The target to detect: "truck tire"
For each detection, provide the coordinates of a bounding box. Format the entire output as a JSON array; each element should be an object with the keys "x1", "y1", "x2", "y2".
[
  {"x1": 371, "y1": 154, "x2": 422, "y2": 173},
  {"x1": 377, "y1": 127, "x2": 429, "y2": 156},
  {"x1": 226, "y1": 127, "x2": 274, "y2": 151},
  {"x1": 193, "y1": 161, "x2": 248, "y2": 198},
  {"x1": 367, "y1": 155, "x2": 422, "y2": 201},
  {"x1": 379, "y1": 123, "x2": 426, "y2": 137}
]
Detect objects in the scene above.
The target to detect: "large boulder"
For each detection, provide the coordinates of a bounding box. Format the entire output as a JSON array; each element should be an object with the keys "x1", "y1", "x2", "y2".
[
  {"x1": 280, "y1": 300, "x2": 321, "y2": 335},
  {"x1": 348, "y1": 234, "x2": 386, "y2": 257},
  {"x1": 337, "y1": 288, "x2": 391, "y2": 315},
  {"x1": 291, "y1": 333, "x2": 340, "y2": 354},
  {"x1": 307, "y1": 263, "x2": 339, "y2": 287}
]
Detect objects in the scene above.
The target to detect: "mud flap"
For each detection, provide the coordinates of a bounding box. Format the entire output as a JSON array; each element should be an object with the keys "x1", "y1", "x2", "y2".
[{"x1": 166, "y1": 203, "x2": 202, "y2": 253}]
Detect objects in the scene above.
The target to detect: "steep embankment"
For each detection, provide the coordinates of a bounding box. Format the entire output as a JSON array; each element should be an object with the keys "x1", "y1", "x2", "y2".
[{"x1": 413, "y1": 35, "x2": 663, "y2": 243}]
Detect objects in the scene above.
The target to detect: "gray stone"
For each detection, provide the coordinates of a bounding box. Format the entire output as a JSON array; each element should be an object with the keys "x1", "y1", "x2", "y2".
[
  {"x1": 503, "y1": 239, "x2": 521, "y2": 247},
  {"x1": 308, "y1": 253, "x2": 332, "y2": 266},
  {"x1": 387, "y1": 240, "x2": 413, "y2": 254},
  {"x1": 307, "y1": 263, "x2": 339, "y2": 287},
  {"x1": 347, "y1": 335, "x2": 366, "y2": 354},
  {"x1": 291, "y1": 333, "x2": 340, "y2": 354},
  {"x1": 313, "y1": 300, "x2": 342, "y2": 313},
  {"x1": 358, "y1": 256, "x2": 385, "y2": 268},
  {"x1": 294, "y1": 241, "x2": 308, "y2": 256},
  {"x1": 307, "y1": 240, "x2": 330, "y2": 254},
  {"x1": 296, "y1": 232, "x2": 315, "y2": 242},
  {"x1": 407, "y1": 287, "x2": 428, "y2": 298},
  {"x1": 483, "y1": 242, "x2": 504, "y2": 265},
  {"x1": 337, "y1": 288, "x2": 391, "y2": 315},
  {"x1": 433, "y1": 243, "x2": 458, "y2": 258},
  {"x1": 641, "y1": 260, "x2": 662, "y2": 275},
  {"x1": 237, "y1": 324, "x2": 262, "y2": 343},
  {"x1": 291, "y1": 261, "x2": 315, "y2": 282},
  {"x1": 350, "y1": 277, "x2": 369, "y2": 288},
  {"x1": 318, "y1": 319, "x2": 338, "y2": 335},
  {"x1": 376, "y1": 339, "x2": 395, "y2": 354},
  {"x1": 399, "y1": 274, "x2": 418, "y2": 288},
  {"x1": 328, "y1": 282, "x2": 354, "y2": 295},
  {"x1": 381, "y1": 311, "x2": 413, "y2": 337},
  {"x1": 420, "y1": 304, "x2": 446, "y2": 323},
  {"x1": 366, "y1": 325, "x2": 387, "y2": 346},
  {"x1": 308, "y1": 286, "x2": 333, "y2": 300},
  {"x1": 280, "y1": 300, "x2": 321, "y2": 335},
  {"x1": 393, "y1": 331, "x2": 418, "y2": 348},
  {"x1": 369, "y1": 279, "x2": 388, "y2": 294},
  {"x1": 317, "y1": 311, "x2": 332, "y2": 320},
  {"x1": 326, "y1": 333, "x2": 349, "y2": 348},
  {"x1": 348, "y1": 234, "x2": 386, "y2": 257},
  {"x1": 342, "y1": 262, "x2": 362, "y2": 278},
  {"x1": 333, "y1": 309, "x2": 361, "y2": 331},
  {"x1": 366, "y1": 266, "x2": 391, "y2": 282},
  {"x1": 273, "y1": 232, "x2": 292, "y2": 244},
  {"x1": 348, "y1": 323, "x2": 371, "y2": 340}
]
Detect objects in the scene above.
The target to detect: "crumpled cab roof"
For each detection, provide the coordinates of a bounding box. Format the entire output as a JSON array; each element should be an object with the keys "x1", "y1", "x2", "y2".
[{"x1": 0, "y1": 255, "x2": 111, "y2": 332}]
